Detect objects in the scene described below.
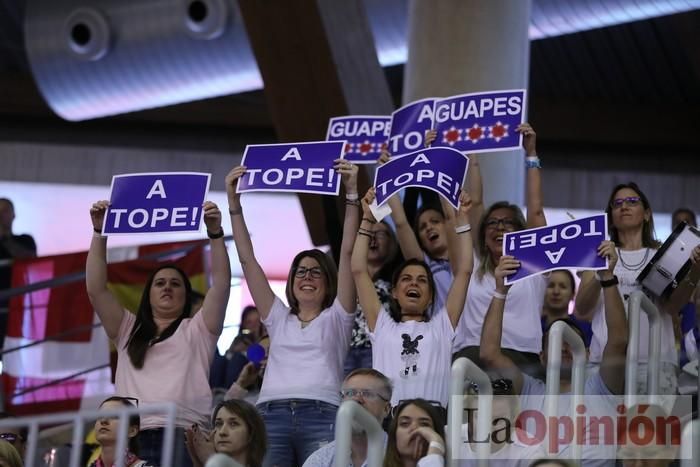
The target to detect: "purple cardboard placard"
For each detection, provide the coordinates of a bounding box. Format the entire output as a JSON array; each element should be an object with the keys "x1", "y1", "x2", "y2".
[
  {"x1": 503, "y1": 214, "x2": 608, "y2": 285},
  {"x1": 237, "y1": 141, "x2": 346, "y2": 196},
  {"x1": 373, "y1": 147, "x2": 469, "y2": 209},
  {"x1": 388, "y1": 98, "x2": 436, "y2": 158},
  {"x1": 432, "y1": 89, "x2": 527, "y2": 154},
  {"x1": 326, "y1": 116, "x2": 391, "y2": 164},
  {"x1": 103, "y1": 172, "x2": 211, "y2": 235}
]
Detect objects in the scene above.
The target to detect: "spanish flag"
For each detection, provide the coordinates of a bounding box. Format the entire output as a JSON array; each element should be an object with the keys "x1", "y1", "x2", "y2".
[{"x1": 2, "y1": 240, "x2": 208, "y2": 416}]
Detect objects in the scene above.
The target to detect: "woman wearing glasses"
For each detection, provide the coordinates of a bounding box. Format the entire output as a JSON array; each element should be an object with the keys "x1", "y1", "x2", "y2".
[
  {"x1": 451, "y1": 123, "x2": 549, "y2": 379},
  {"x1": 90, "y1": 396, "x2": 154, "y2": 467},
  {"x1": 576, "y1": 182, "x2": 700, "y2": 394},
  {"x1": 352, "y1": 188, "x2": 473, "y2": 413},
  {"x1": 87, "y1": 200, "x2": 231, "y2": 467},
  {"x1": 225, "y1": 161, "x2": 359, "y2": 466},
  {"x1": 383, "y1": 399, "x2": 446, "y2": 467}
]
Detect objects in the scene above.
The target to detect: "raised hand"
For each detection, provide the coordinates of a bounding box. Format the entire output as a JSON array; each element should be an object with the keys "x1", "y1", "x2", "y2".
[
  {"x1": 90, "y1": 200, "x2": 110, "y2": 232},
  {"x1": 361, "y1": 188, "x2": 377, "y2": 223},
  {"x1": 334, "y1": 158, "x2": 358, "y2": 194},
  {"x1": 457, "y1": 190, "x2": 473, "y2": 220},
  {"x1": 597, "y1": 240, "x2": 618, "y2": 276},
  {"x1": 378, "y1": 148, "x2": 391, "y2": 165},
  {"x1": 516, "y1": 123, "x2": 536, "y2": 157},
  {"x1": 202, "y1": 201, "x2": 222, "y2": 235},
  {"x1": 236, "y1": 361, "x2": 260, "y2": 388},
  {"x1": 185, "y1": 424, "x2": 215, "y2": 466},
  {"x1": 225, "y1": 166, "x2": 247, "y2": 204},
  {"x1": 424, "y1": 129, "x2": 437, "y2": 147},
  {"x1": 495, "y1": 255, "x2": 520, "y2": 293}
]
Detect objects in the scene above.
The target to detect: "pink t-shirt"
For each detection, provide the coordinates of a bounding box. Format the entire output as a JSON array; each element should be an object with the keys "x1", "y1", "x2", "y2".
[{"x1": 115, "y1": 310, "x2": 218, "y2": 429}]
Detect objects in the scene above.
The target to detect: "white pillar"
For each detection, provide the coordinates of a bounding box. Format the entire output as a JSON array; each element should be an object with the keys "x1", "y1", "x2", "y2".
[{"x1": 403, "y1": 0, "x2": 532, "y2": 206}]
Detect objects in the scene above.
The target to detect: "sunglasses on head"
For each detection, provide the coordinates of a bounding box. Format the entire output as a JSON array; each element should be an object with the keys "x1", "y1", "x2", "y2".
[
  {"x1": 109, "y1": 396, "x2": 139, "y2": 407},
  {"x1": 391, "y1": 399, "x2": 443, "y2": 418},
  {"x1": 468, "y1": 378, "x2": 514, "y2": 395},
  {"x1": 0, "y1": 433, "x2": 21, "y2": 444}
]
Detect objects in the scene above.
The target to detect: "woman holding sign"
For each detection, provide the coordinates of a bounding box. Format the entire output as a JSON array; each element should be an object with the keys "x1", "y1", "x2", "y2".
[
  {"x1": 352, "y1": 187, "x2": 473, "y2": 413},
  {"x1": 87, "y1": 200, "x2": 231, "y2": 467},
  {"x1": 450, "y1": 123, "x2": 549, "y2": 379},
  {"x1": 576, "y1": 182, "x2": 700, "y2": 394},
  {"x1": 226, "y1": 159, "x2": 359, "y2": 467}
]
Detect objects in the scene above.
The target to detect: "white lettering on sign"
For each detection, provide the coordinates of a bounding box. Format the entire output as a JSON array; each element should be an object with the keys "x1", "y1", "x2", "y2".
[
  {"x1": 108, "y1": 206, "x2": 201, "y2": 230},
  {"x1": 417, "y1": 103, "x2": 434, "y2": 123},
  {"x1": 329, "y1": 120, "x2": 390, "y2": 138},
  {"x1": 508, "y1": 219, "x2": 603, "y2": 251},
  {"x1": 389, "y1": 131, "x2": 423, "y2": 154},
  {"x1": 409, "y1": 153, "x2": 430, "y2": 167},
  {"x1": 434, "y1": 96, "x2": 523, "y2": 123},
  {"x1": 280, "y1": 147, "x2": 302, "y2": 161},
  {"x1": 146, "y1": 179, "x2": 167, "y2": 199},
  {"x1": 545, "y1": 247, "x2": 566, "y2": 264},
  {"x1": 245, "y1": 167, "x2": 334, "y2": 188},
  {"x1": 376, "y1": 166, "x2": 459, "y2": 201}
]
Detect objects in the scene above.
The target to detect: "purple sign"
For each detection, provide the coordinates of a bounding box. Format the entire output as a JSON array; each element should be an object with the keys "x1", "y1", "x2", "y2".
[
  {"x1": 503, "y1": 214, "x2": 608, "y2": 285},
  {"x1": 432, "y1": 89, "x2": 526, "y2": 154},
  {"x1": 103, "y1": 172, "x2": 211, "y2": 235},
  {"x1": 388, "y1": 98, "x2": 436, "y2": 157},
  {"x1": 373, "y1": 147, "x2": 469, "y2": 209},
  {"x1": 326, "y1": 116, "x2": 390, "y2": 164},
  {"x1": 238, "y1": 141, "x2": 345, "y2": 195}
]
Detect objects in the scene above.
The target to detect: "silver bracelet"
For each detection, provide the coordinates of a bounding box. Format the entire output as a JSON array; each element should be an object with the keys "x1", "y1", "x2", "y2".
[
  {"x1": 493, "y1": 291, "x2": 507, "y2": 300},
  {"x1": 455, "y1": 224, "x2": 471, "y2": 234}
]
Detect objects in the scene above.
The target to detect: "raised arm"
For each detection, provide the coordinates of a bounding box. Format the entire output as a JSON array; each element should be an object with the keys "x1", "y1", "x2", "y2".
[
  {"x1": 597, "y1": 242, "x2": 627, "y2": 395},
  {"x1": 335, "y1": 159, "x2": 360, "y2": 314},
  {"x1": 351, "y1": 188, "x2": 383, "y2": 331},
  {"x1": 199, "y1": 201, "x2": 231, "y2": 335},
  {"x1": 466, "y1": 153, "x2": 484, "y2": 246},
  {"x1": 86, "y1": 201, "x2": 125, "y2": 341},
  {"x1": 379, "y1": 150, "x2": 424, "y2": 261},
  {"x1": 575, "y1": 271, "x2": 602, "y2": 321},
  {"x1": 438, "y1": 195, "x2": 459, "y2": 275},
  {"x1": 479, "y1": 255, "x2": 524, "y2": 394},
  {"x1": 519, "y1": 123, "x2": 546, "y2": 228},
  {"x1": 226, "y1": 167, "x2": 275, "y2": 319},
  {"x1": 445, "y1": 191, "x2": 473, "y2": 328}
]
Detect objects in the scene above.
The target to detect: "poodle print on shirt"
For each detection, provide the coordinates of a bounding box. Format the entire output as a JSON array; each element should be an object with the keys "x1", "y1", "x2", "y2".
[{"x1": 400, "y1": 333, "x2": 423, "y2": 378}]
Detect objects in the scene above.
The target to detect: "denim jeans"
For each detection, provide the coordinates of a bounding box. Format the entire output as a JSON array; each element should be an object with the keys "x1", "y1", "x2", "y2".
[
  {"x1": 138, "y1": 427, "x2": 192, "y2": 467},
  {"x1": 257, "y1": 399, "x2": 337, "y2": 467},
  {"x1": 343, "y1": 346, "x2": 373, "y2": 377}
]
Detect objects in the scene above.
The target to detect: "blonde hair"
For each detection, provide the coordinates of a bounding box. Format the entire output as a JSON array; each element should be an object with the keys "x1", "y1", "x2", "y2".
[{"x1": 0, "y1": 440, "x2": 22, "y2": 467}]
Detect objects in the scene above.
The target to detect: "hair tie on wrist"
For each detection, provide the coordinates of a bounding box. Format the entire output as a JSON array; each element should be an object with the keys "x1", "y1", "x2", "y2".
[
  {"x1": 207, "y1": 229, "x2": 224, "y2": 239},
  {"x1": 346, "y1": 193, "x2": 359, "y2": 201},
  {"x1": 229, "y1": 207, "x2": 242, "y2": 216},
  {"x1": 455, "y1": 224, "x2": 471, "y2": 234},
  {"x1": 492, "y1": 291, "x2": 507, "y2": 300},
  {"x1": 93, "y1": 227, "x2": 102, "y2": 234}
]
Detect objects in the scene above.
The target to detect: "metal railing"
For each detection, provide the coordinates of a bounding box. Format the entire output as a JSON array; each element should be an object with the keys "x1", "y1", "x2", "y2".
[
  {"x1": 625, "y1": 291, "x2": 662, "y2": 407},
  {"x1": 448, "y1": 357, "x2": 491, "y2": 467},
  {"x1": 334, "y1": 400, "x2": 384, "y2": 467},
  {"x1": 0, "y1": 402, "x2": 177, "y2": 467},
  {"x1": 680, "y1": 418, "x2": 698, "y2": 467},
  {"x1": 544, "y1": 320, "x2": 586, "y2": 463}
]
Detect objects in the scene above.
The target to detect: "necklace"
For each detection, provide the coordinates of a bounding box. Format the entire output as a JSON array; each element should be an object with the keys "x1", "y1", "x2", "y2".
[{"x1": 617, "y1": 247, "x2": 650, "y2": 271}]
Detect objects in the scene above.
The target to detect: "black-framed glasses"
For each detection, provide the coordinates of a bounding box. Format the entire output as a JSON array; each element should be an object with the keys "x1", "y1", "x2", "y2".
[
  {"x1": 293, "y1": 266, "x2": 323, "y2": 279},
  {"x1": 340, "y1": 388, "x2": 389, "y2": 402},
  {"x1": 0, "y1": 433, "x2": 20, "y2": 444},
  {"x1": 484, "y1": 218, "x2": 517, "y2": 230},
  {"x1": 610, "y1": 196, "x2": 642, "y2": 209}
]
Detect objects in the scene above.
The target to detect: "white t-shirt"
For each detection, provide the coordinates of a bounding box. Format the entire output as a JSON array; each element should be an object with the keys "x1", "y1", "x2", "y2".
[
  {"x1": 425, "y1": 254, "x2": 452, "y2": 313},
  {"x1": 370, "y1": 307, "x2": 455, "y2": 407},
  {"x1": 115, "y1": 309, "x2": 218, "y2": 430},
  {"x1": 456, "y1": 425, "x2": 544, "y2": 467},
  {"x1": 520, "y1": 373, "x2": 620, "y2": 467},
  {"x1": 588, "y1": 248, "x2": 677, "y2": 366},
  {"x1": 454, "y1": 254, "x2": 547, "y2": 354},
  {"x1": 257, "y1": 297, "x2": 354, "y2": 406}
]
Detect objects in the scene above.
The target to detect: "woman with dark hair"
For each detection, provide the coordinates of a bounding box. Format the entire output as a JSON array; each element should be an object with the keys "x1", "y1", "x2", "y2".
[
  {"x1": 345, "y1": 219, "x2": 404, "y2": 375},
  {"x1": 352, "y1": 188, "x2": 472, "y2": 410},
  {"x1": 225, "y1": 160, "x2": 359, "y2": 466},
  {"x1": 451, "y1": 124, "x2": 549, "y2": 379},
  {"x1": 186, "y1": 399, "x2": 267, "y2": 467},
  {"x1": 540, "y1": 270, "x2": 592, "y2": 348},
  {"x1": 90, "y1": 397, "x2": 154, "y2": 467},
  {"x1": 87, "y1": 200, "x2": 231, "y2": 466},
  {"x1": 239, "y1": 305, "x2": 265, "y2": 341},
  {"x1": 576, "y1": 182, "x2": 700, "y2": 394},
  {"x1": 383, "y1": 399, "x2": 446, "y2": 467}
]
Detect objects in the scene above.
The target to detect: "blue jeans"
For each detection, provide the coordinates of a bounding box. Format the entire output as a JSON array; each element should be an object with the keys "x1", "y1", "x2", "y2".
[
  {"x1": 343, "y1": 346, "x2": 373, "y2": 377},
  {"x1": 258, "y1": 399, "x2": 337, "y2": 467},
  {"x1": 138, "y1": 427, "x2": 192, "y2": 467}
]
